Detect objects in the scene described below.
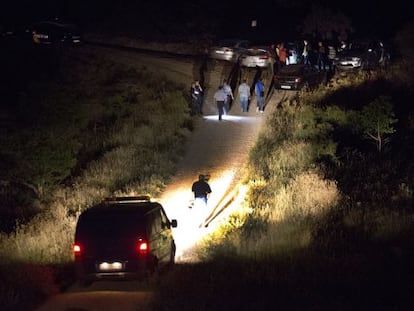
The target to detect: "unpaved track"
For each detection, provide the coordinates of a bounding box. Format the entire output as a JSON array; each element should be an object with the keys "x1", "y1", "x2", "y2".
[{"x1": 36, "y1": 43, "x2": 287, "y2": 311}]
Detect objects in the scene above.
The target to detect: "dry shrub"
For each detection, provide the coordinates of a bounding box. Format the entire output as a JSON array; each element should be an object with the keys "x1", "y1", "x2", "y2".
[
  {"x1": 287, "y1": 170, "x2": 339, "y2": 217},
  {"x1": 0, "y1": 203, "x2": 76, "y2": 264},
  {"x1": 239, "y1": 171, "x2": 339, "y2": 258},
  {"x1": 267, "y1": 141, "x2": 313, "y2": 180}
]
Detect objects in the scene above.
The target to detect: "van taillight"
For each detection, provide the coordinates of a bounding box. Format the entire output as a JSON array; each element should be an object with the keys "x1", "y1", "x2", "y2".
[
  {"x1": 72, "y1": 243, "x2": 81, "y2": 254},
  {"x1": 137, "y1": 240, "x2": 148, "y2": 254}
]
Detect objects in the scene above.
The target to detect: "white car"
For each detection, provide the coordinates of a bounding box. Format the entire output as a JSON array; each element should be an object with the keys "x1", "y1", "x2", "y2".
[
  {"x1": 240, "y1": 46, "x2": 274, "y2": 68},
  {"x1": 208, "y1": 39, "x2": 250, "y2": 62}
]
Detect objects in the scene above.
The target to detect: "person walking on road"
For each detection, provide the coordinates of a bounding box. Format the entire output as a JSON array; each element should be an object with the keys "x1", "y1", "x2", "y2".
[
  {"x1": 222, "y1": 79, "x2": 234, "y2": 114},
  {"x1": 255, "y1": 77, "x2": 265, "y2": 113},
  {"x1": 214, "y1": 85, "x2": 227, "y2": 121},
  {"x1": 191, "y1": 174, "x2": 212, "y2": 227},
  {"x1": 238, "y1": 79, "x2": 250, "y2": 112},
  {"x1": 191, "y1": 174, "x2": 212, "y2": 206}
]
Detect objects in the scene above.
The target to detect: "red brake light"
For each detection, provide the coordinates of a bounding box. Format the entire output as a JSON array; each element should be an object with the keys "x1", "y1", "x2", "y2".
[
  {"x1": 137, "y1": 240, "x2": 148, "y2": 254},
  {"x1": 72, "y1": 243, "x2": 81, "y2": 254}
]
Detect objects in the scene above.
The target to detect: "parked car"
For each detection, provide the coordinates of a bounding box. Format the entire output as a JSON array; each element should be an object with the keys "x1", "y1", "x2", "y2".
[
  {"x1": 273, "y1": 64, "x2": 327, "y2": 91},
  {"x1": 240, "y1": 46, "x2": 274, "y2": 68},
  {"x1": 30, "y1": 20, "x2": 81, "y2": 45},
  {"x1": 333, "y1": 40, "x2": 390, "y2": 72},
  {"x1": 72, "y1": 195, "x2": 177, "y2": 285},
  {"x1": 208, "y1": 38, "x2": 250, "y2": 62}
]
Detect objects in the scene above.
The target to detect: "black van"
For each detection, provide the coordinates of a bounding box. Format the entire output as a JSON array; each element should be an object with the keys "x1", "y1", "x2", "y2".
[{"x1": 72, "y1": 196, "x2": 177, "y2": 285}]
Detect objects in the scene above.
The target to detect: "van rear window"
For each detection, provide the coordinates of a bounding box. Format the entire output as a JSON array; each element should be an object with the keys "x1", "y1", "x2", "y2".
[{"x1": 76, "y1": 211, "x2": 146, "y2": 238}]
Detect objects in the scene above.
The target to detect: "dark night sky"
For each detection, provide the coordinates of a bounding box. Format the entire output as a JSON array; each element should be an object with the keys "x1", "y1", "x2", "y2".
[{"x1": 2, "y1": 0, "x2": 412, "y2": 40}]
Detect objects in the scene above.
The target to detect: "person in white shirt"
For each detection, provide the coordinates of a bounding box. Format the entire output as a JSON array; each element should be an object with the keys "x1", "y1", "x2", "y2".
[
  {"x1": 214, "y1": 85, "x2": 227, "y2": 121},
  {"x1": 222, "y1": 79, "x2": 234, "y2": 114}
]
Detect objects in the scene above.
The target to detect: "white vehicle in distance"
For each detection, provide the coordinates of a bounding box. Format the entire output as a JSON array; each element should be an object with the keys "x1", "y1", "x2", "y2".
[
  {"x1": 208, "y1": 39, "x2": 250, "y2": 62},
  {"x1": 240, "y1": 46, "x2": 275, "y2": 68}
]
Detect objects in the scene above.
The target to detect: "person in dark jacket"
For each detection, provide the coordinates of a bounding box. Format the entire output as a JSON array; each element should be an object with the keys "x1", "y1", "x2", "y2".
[
  {"x1": 190, "y1": 80, "x2": 203, "y2": 115},
  {"x1": 317, "y1": 41, "x2": 328, "y2": 71},
  {"x1": 191, "y1": 174, "x2": 212, "y2": 206}
]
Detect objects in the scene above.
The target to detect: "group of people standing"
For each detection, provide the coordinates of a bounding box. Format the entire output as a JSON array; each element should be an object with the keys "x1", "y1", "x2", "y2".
[
  {"x1": 301, "y1": 39, "x2": 345, "y2": 72},
  {"x1": 308, "y1": 40, "x2": 337, "y2": 72},
  {"x1": 271, "y1": 39, "x2": 345, "y2": 74}
]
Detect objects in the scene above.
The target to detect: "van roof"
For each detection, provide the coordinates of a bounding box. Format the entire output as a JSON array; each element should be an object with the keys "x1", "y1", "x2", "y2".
[
  {"x1": 101, "y1": 195, "x2": 152, "y2": 203},
  {"x1": 80, "y1": 200, "x2": 162, "y2": 217}
]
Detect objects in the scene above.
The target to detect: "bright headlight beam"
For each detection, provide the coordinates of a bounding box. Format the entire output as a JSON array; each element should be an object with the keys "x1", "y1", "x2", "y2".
[{"x1": 160, "y1": 169, "x2": 241, "y2": 262}]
